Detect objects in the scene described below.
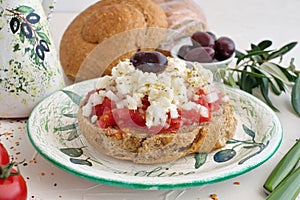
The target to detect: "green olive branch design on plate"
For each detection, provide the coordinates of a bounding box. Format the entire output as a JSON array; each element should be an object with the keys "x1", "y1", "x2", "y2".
[
  {"x1": 6, "y1": 5, "x2": 51, "y2": 69},
  {"x1": 57, "y1": 90, "x2": 269, "y2": 169},
  {"x1": 213, "y1": 124, "x2": 269, "y2": 165}
]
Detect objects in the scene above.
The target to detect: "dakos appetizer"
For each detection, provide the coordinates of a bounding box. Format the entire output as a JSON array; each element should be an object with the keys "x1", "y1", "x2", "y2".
[{"x1": 78, "y1": 51, "x2": 237, "y2": 164}]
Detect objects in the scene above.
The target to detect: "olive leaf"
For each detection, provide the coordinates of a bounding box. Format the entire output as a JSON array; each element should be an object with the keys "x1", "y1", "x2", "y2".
[
  {"x1": 61, "y1": 90, "x2": 83, "y2": 106},
  {"x1": 54, "y1": 123, "x2": 77, "y2": 133},
  {"x1": 60, "y1": 147, "x2": 84, "y2": 157},
  {"x1": 258, "y1": 40, "x2": 272, "y2": 50},
  {"x1": 63, "y1": 113, "x2": 78, "y2": 118},
  {"x1": 194, "y1": 153, "x2": 207, "y2": 169},
  {"x1": 70, "y1": 158, "x2": 92, "y2": 166},
  {"x1": 268, "y1": 42, "x2": 297, "y2": 60},
  {"x1": 222, "y1": 40, "x2": 299, "y2": 115},
  {"x1": 242, "y1": 124, "x2": 256, "y2": 140},
  {"x1": 292, "y1": 75, "x2": 300, "y2": 116},
  {"x1": 37, "y1": 31, "x2": 51, "y2": 44},
  {"x1": 67, "y1": 130, "x2": 80, "y2": 141},
  {"x1": 15, "y1": 6, "x2": 34, "y2": 14}
]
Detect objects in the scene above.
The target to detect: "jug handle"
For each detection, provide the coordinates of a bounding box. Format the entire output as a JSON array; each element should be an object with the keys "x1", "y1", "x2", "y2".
[{"x1": 41, "y1": 0, "x2": 57, "y2": 21}]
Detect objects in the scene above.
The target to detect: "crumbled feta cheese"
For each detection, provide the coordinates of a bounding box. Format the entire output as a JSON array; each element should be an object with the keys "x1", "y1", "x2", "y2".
[
  {"x1": 87, "y1": 57, "x2": 217, "y2": 128},
  {"x1": 82, "y1": 102, "x2": 92, "y2": 117},
  {"x1": 91, "y1": 115, "x2": 98, "y2": 124},
  {"x1": 88, "y1": 92, "x2": 103, "y2": 106},
  {"x1": 105, "y1": 90, "x2": 119, "y2": 102},
  {"x1": 146, "y1": 102, "x2": 167, "y2": 127},
  {"x1": 206, "y1": 92, "x2": 219, "y2": 103}
]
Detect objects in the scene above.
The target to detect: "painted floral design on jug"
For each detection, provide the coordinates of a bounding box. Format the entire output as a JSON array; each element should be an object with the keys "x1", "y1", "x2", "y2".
[{"x1": 0, "y1": 0, "x2": 64, "y2": 118}]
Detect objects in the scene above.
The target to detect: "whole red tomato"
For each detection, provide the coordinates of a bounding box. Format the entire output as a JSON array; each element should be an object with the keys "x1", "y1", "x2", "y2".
[
  {"x1": 0, "y1": 143, "x2": 9, "y2": 165},
  {"x1": 0, "y1": 168, "x2": 27, "y2": 200}
]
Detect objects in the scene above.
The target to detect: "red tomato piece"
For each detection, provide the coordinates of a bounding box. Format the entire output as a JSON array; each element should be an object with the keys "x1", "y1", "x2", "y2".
[
  {"x1": 181, "y1": 109, "x2": 200, "y2": 125},
  {"x1": 97, "y1": 109, "x2": 116, "y2": 128},
  {"x1": 0, "y1": 143, "x2": 9, "y2": 165},
  {"x1": 159, "y1": 116, "x2": 181, "y2": 133},
  {"x1": 129, "y1": 110, "x2": 146, "y2": 127},
  {"x1": 0, "y1": 168, "x2": 27, "y2": 200},
  {"x1": 92, "y1": 97, "x2": 114, "y2": 116}
]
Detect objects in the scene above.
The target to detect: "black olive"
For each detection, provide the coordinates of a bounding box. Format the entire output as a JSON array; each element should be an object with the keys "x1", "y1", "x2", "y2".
[
  {"x1": 184, "y1": 47, "x2": 215, "y2": 63},
  {"x1": 20, "y1": 23, "x2": 33, "y2": 38},
  {"x1": 39, "y1": 40, "x2": 50, "y2": 52},
  {"x1": 26, "y1": 13, "x2": 40, "y2": 24},
  {"x1": 130, "y1": 51, "x2": 168, "y2": 74},
  {"x1": 215, "y1": 37, "x2": 235, "y2": 61},
  {"x1": 10, "y1": 17, "x2": 20, "y2": 34},
  {"x1": 177, "y1": 45, "x2": 195, "y2": 59},
  {"x1": 35, "y1": 45, "x2": 45, "y2": 60}
]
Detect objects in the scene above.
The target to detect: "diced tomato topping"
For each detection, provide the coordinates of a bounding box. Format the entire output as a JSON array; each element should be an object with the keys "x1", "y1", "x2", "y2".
[
  {"x1": 97, "y1": 109, "x2": 115, "y2": 128},
  {"x1": 92, "y1": 97, "x2": 114, "y2": 116},
  {"x1": 129, "y1": 109, "x2": 146, "y2": 127},
  {"x1": 91, "y1": 89, "x2": 221, "y2": 134},
  {"x1": 159, "y1": 114, "x2": 181, "y2": 133}
]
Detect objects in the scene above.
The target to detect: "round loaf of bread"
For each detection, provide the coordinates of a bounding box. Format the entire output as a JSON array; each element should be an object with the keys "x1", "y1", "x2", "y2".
[
  {"x1": 152, "y1": 0, "x2": 208, "y2": 36},
  {"x1": 78, "y1": 100, "x2": 237, "y2": 164},
  {"x1": 60, "y1": 0, "x2": 168, "y2": 80}
]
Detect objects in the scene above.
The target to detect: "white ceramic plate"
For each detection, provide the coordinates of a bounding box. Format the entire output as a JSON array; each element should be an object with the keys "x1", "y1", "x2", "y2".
[{"x1": 27, "y1": 79, "x2": 282, "y2": 190}]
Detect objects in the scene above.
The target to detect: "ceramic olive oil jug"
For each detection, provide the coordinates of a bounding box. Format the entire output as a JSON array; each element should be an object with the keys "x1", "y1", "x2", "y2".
[{"x1": 0, "y1": 0, "x2": 65, "y2": 118}]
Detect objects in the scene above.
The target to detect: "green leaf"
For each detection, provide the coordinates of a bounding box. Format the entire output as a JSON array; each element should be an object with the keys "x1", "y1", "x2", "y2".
[
  {"x1": 242, "y1": 124, "x2": 256, "y2": 139},
  {"x1": 61, "y1": 90, "x2": 83, "y2": 106},
  {"x1": 13, "y1": 43, "x2": 20, "y2": 52},
  {"x1": 60, "y1": 147, "x2": 84, "y2": 157},
  {"x1": 19, "y1": 31, "x2": 24, "y2": 43},
  {"x1": 63, "y1": 113, "x2": 78, "y2": 118},
  {"x1": 67, "y1": 130, "x2": 80, "y2": 141},
  {"x1": 235, "y1": 50, "x2": 245, "y2": 58},
  {"x1": 15, "y1": 6, "x2": 34, "y2": 14},
  {"x1": 228, "y1": 73, "x2": 237, "y2": 87},
  {"x1": 270, "y1": 79, "x2": 283, "y2": 95},
  {"x1": 258, "y1": 40, "x2": 272, "y2": 50},
  {"x1": 279, "y1": 64, "x2": 297, "y2": 82},
  {"x1": 194, "y1": 153, "x2": 207, "y2": 169},
  {"x1": 260, "y1": 78, "x2": 279, "y2": 111},
  {"x1": 230, "y1": 68, "x2": 267, "y2": 78},
  {"x1": 260, "y1": 62, "x2": 291, "y2": 85},
  {"x1": 37, "y1": 31, "x2": 51, "y2": 44},
  {"x1": 251, "y1": 43, "x2": 260, "y2": 51},
  {"x1": 54, "y1": 123, "x2": 77, "y2": 133},
  {"x1": 237, "y1": 50, "x2": 271, "y2": 65},
  {"x1": 70, "y1": 158, "x2": 92, "y2": 166},
  {"x1": 240, "y1": 74, "x2": 254, "y2": 94},
  {"x1": 268, "y1": 42, "x2": 297, "y2": 60},
  {"x1": 291, "y1": 75, "x2": 300, "y2": 116}
]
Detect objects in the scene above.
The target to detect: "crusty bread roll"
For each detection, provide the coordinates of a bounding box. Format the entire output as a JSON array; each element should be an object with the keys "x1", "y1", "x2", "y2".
[
  {"x1": 78, "y1": 100, "x2": 237, "y2": 164},
  {"x1": 60, "y1": 0, "x2": 168, "y2": 81},
  {"x1": 152, "y1": 0, "x2": 208, "y2": 36}
]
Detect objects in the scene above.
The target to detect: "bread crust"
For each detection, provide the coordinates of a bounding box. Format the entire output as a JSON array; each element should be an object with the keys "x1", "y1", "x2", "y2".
[
  {"x1": 59, "y1": 0, "x2": 168, "y2": 80},
  {"x1": 78, "y1": 99, "x2": 237, "y2": 164},
  {"x1": 152, "y1": 0, "x2": 208, "y2": 36}
]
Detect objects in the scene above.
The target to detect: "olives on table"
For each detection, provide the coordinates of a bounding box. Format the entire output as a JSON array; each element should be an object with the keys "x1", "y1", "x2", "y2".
[
  {"x1": 130, "y1": 51, "x2": 168, "y2": 73},
  {"x1": 215, "y1": 36, "x2": 235, "y2": 60},
  {"x1": 184, "y1": 47, "x2": 215, "y2": 63},
  {"x1": 177, "y1": 31, "x2": 235, "y2": 63}
]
